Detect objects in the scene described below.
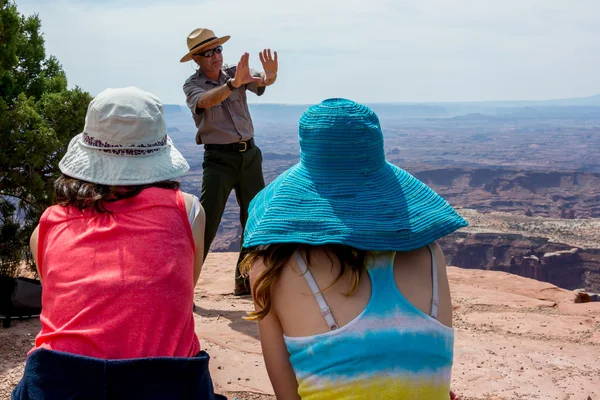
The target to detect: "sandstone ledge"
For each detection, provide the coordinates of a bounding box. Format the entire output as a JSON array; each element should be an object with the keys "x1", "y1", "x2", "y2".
[{"x1": 1, "y1": 253, "x2": 598, "y2": 400}]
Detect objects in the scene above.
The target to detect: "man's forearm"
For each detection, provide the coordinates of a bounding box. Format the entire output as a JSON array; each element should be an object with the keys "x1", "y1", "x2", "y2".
[{"x1": 196, "y1": 84, "x2": 232, "y2": 110}]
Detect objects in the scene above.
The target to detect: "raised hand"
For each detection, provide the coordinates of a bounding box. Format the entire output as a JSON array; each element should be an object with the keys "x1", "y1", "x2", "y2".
[
  {"x1": 232, "y1": 53, "x2": 262, "y2": 87},
  {"x1": 259, "y1": 48, "x2": 278, "y2": 84}
]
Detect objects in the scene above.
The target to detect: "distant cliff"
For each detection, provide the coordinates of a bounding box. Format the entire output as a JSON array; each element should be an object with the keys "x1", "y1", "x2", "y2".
[
  {"x1": 203, "y1": 166, "x2": 600, "y2": 294},
  {"x1": 438, "y1": 232, "x2": 600, "y2": 292},
  {"x1": 412, "y1": 168, "x2": 600, "y2": 218}
]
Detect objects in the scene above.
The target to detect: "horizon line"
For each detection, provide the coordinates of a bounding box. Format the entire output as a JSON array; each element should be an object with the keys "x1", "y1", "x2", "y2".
[{"x1": 165, "y1": 93, "x2": 600, "y2": 107}]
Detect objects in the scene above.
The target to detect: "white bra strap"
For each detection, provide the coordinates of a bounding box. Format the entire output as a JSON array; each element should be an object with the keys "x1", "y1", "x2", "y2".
[
  {"x1": 293, "y1": 252, "x2": 339, "y2": 331},
  {"x1": 427, "y1": 244, "x2": 439, "y2": 319}
]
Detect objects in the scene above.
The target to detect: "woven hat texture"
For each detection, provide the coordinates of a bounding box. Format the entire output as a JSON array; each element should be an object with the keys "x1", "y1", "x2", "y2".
[{"x1": 243, "y1": 98, "x2": 467, "y2": 251}]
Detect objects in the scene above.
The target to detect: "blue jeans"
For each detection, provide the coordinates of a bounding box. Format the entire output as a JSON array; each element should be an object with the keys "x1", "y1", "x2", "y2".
[{"x1": 12, "y1": 348, "x2": 227, "y2": 400}]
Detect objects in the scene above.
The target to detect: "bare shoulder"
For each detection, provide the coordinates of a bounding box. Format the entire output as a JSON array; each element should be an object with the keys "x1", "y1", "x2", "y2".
[
  {"x1": 395, "y1": 242, "x2": 447, "y2": 266},
  {"x1": 394, "y1": 245, "x2": 430, "y2": 268},
  {"x1": 248, "y1": 255, "x2": 267, "y2": 283},
  {"x1": 392, "y1": 242, "x2": 450, "y2": 290},
  {"x1": 247, "y1": 254, "x2": 296, "y2": 308},
  {"x1": 30, "y1": 224, "x2": 41, "y2": 278},
  {"x1": 429, "y1": 241, "x2": 449, "y2": 277},
  {"x1": 30, "y1": 224, "x2": 40, "y2": 250},
  {"x1": 180, "y1": 191, "x2": 197, "y2": 213},
  {"x1": 430, "y1": 241, "x2": 446, "y2": 259},
  {"x1": 180, "y1": 191, "x2": 195, "y2": 201},
  {"x1": 393, "y1": 242, "x2": 453, "y2": 326}
]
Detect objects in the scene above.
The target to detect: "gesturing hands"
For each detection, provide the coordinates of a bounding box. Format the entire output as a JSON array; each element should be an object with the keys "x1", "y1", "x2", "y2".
[
  {"x1": 259, "y1": 48, "x2": 278, "y2": 84},
  {"x1": 232, "y1": 49, "x2": 278, "y2": 88},
  {"x1": 232, "y1": 53, "x2": 262, "y2": 88}
]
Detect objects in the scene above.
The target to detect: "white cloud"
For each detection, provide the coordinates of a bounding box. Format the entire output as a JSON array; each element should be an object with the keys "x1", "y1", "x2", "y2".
[{"x1": 17, "y1": 0, "x2": 600, "y2": 104}]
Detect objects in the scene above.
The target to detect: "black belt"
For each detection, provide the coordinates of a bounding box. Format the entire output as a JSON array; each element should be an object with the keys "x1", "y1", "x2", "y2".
[{"x1": 204, "y1": 138, "x2": 255, "y2": 153}]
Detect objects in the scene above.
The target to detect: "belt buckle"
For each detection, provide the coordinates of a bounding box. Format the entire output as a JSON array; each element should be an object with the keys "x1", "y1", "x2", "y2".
[{"x1": 238, "y1": 141, "x2": 247, "y2": 152}]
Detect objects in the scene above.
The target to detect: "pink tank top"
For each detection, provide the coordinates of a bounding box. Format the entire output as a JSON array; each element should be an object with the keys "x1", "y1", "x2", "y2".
[{"x1": 32, "y1": 187, "x2": 200, "y2": 359}]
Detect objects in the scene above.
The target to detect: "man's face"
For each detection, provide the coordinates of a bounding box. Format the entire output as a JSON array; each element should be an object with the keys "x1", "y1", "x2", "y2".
[{"x1": 192, "y1": 45, "x2": 224, "y2": 76}]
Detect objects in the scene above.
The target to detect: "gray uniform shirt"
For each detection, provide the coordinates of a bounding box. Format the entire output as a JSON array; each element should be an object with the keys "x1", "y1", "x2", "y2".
[{"x1": 183, "y1": 65, "x2": 265, "y2": 145}]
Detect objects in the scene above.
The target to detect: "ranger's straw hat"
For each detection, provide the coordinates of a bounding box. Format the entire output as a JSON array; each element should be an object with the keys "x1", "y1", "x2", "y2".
[{"x1": 180, "y1": 28, "x2": 230, "y2": 63}]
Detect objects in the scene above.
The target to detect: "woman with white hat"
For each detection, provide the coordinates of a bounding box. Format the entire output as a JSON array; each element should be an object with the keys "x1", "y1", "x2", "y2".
[
  {"x1": 12, "y1": 87, "x2": 225, "y2": 399},
  {"x1": 241, "y1": 99, "x2": 467, "y2": 399}
]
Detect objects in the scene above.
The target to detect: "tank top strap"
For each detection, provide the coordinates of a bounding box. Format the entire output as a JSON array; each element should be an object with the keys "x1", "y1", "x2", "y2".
[
  {"x1": 369, "y1": 247, "x2": 439, "y2": 319},
  {"x1": 366, "y1": 251, "x2": 398, "y2": 296},
  {"x1": 427, "y1": 243, "x2": 440, "y2": 319}
]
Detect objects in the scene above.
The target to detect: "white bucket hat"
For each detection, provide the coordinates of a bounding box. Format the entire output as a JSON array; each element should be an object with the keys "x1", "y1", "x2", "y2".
[{"x1": 59, "y1": 87, "x2": 189, "y2": 186}]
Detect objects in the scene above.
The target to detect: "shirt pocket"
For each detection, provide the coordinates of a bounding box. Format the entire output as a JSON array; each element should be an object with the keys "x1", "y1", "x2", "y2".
[
  {"x1": 209, "y1": 102, "x2": 228, "y2": 123},
  {"x1": 229, "y1": 89, "x2": 247, "y2": 115}
]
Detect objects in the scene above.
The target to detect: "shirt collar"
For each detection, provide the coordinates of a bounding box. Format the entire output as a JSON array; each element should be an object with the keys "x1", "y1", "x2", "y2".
[{"x1": 197, "y1": 67, "x2": 228, "y2": 85}]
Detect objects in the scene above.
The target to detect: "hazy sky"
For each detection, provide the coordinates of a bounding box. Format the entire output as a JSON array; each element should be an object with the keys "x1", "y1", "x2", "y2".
[{"x1": 17, "y1": 0, "x2": 600, "y2": 105}]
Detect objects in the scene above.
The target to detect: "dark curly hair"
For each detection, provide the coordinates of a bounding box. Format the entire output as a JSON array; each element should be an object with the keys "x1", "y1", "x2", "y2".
[{"x1": 54, "y1": 174, "x2": 180, "y2": 213}]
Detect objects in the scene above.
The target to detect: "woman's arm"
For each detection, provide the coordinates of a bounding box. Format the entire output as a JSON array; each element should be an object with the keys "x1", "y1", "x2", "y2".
[
  {"x1": 29, "y1": 225, "x2": 41, "y2": 283},
  {"x1": 433, "y1": 243, "x2": 462, "y2": 400},
  {"x1": 250, "y1": 259, "x2": 301, "y2": 400},
  {"x1": 191, "y1": 206, "x2": 205, "y2": 287},
  {"x1": 182, "y1": 192, "x2": 206, "y2": 287},
  {"x1": 432, "y1": 242, "x2": 453, "y2": 328}
]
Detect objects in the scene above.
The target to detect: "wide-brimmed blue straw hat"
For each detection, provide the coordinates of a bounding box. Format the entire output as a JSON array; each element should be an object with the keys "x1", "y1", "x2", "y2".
[{"x1": 243, "y1": 99, "x2": 467, "y2": 251}]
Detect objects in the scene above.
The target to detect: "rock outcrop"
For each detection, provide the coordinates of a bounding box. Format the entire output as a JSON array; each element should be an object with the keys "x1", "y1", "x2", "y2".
[
  {"x1": 413, "y1": 169, "x2": 600, "y2": 218},
  {"x1": 438, "y1": 232, "x2": 600, "y2": 292}
]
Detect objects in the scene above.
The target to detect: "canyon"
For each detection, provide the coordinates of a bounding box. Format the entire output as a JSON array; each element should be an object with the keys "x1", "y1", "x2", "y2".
[{"x1": 163, "y1": 100, "x2": 600, "y2": 294}]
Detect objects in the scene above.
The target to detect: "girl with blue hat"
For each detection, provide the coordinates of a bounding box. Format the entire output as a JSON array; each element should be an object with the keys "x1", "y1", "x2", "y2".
[{"x1": 241, "y1": 99, "x2": 467, "y2": 399}]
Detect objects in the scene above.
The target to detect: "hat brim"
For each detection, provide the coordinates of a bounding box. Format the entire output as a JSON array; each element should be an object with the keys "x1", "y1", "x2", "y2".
[
  {"x1": 243, "y1": 163, "x2": 468, "y2": 251},
  {"x1": 58, "y1": 133, "x2": 190, "y2": 186},
  {"x1": 180, "y1": 36, "x2": 231, "y2": 63}
]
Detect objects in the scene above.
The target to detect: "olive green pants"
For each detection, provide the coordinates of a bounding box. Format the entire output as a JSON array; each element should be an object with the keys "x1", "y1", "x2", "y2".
[{"x1": 200, "y1": 146, "x2": 265, "y2": 290}]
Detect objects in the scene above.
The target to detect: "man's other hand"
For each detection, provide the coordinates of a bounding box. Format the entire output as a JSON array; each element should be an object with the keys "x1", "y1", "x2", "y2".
[
  {"x1": 259, "y1": 48, "x2": 278, "y2": 84},
  {"x1": 232, "y1": 53, "x2": 262, "y2": 87}
]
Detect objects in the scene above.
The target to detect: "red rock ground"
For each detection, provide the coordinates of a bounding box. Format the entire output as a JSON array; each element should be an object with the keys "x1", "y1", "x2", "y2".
[{"x1": 1, "y1": 253, "x2": 599, "y2": 400}]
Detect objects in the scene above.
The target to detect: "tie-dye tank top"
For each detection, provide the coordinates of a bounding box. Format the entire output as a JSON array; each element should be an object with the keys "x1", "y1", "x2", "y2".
[{"x1": 284, "y1": 246, "x2": 454, "y2": 400}]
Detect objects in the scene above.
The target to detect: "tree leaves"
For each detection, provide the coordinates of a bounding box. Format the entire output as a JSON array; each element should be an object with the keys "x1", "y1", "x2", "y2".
[{"x1": 0, "y1": 0, "x2": 92, "y2": 276}]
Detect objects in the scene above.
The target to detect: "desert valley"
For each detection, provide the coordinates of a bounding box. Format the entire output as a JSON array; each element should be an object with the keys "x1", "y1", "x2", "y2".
[{"x1": 166, "y1": 95, "x2": 600, "y2": 293}]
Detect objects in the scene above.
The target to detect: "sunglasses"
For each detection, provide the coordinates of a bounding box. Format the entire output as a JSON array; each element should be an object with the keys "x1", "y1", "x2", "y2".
[{"x1": 195, "y1": 46, "x2": 223, "y2": 58}]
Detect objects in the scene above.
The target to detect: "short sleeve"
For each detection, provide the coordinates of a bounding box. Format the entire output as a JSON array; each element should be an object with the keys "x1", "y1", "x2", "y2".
[
  {"x1": 246, "y1": 68, "x2": 266, "y2": 96},
  {"x1": 183, "y1": 77, "x2": 207, "y2": 115}
]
